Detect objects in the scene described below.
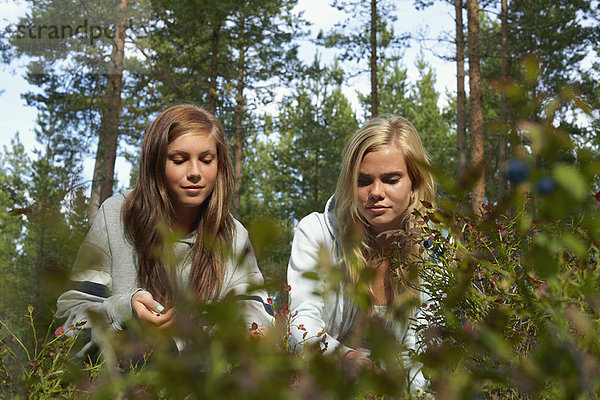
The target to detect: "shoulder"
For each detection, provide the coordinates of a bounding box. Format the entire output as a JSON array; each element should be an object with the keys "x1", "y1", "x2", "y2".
[
  {"x1": 232, "y1": 217, "x2": 247, "y2": 234},
  {"x1": 99, "y1": 191, "x2": 129, "y2": 212},
  {"x1": 87, "y1": 192, "x2": 129, "y2": 239},
  {"x1": 297, "y1": 211, "x2": 329, "y2": 236},
  {"x1": 231, "y1": 217, "x2": 250, "y2": 251},
  {"x1": 293, "y1": 211, "x2": 334, "y2": 249}
]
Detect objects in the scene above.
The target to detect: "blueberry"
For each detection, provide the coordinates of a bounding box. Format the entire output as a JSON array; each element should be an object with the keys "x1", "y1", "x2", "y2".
[
  {"x1": 536, "y1": 176, "x2": 555, "y2": 194},
  {"x1": 423, "y1": 239, "x2": 433, "y2": 249},
  {"x1": 507, "y1": 160, "x2": 530, "y2": 184},
  {"x1": 590, "y1": 256, "x2": 597, "y2": 264}
]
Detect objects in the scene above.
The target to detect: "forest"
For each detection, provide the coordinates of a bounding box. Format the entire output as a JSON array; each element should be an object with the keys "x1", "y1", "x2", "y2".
[{"x1": 0, "y1": 0, "x2": 600, "y2": 398}]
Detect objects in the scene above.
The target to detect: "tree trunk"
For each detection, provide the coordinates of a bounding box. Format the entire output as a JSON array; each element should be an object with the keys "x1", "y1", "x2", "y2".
[
  {"x1": 88, "y1": 0, "x2": 127, "y2": 222},
  {"x1": 208, "y1": 21, "x2": 221, "y2": 114},
  {"x1": 233, "y1": 12, "x2": 246, "y2": 211},
  {"x1": 370, "y1": 0, "x2": 378, "y2": 117},
  {"x1": 455, "y1": 0, "x2": 468, "y2": 183},
  {"x1": 497, "y1": 0, "x2": 509, "y2": 200},
  {"x1": 467, "y1": 0, "x2": 485, "y2": 215}
]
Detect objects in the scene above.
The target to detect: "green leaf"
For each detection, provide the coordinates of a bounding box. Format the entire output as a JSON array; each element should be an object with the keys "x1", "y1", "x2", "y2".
[
  {"x1": 553, "y1": 164, "x2": 587, "y2": 201},
  {"x1": 529, "y1": 240, "x2": 559, "y2": 279}
]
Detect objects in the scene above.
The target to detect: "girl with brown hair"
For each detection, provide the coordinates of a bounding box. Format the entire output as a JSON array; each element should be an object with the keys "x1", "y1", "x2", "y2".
[{"x1": 57, "y1": 104, "x2": 273, "y2": 357}]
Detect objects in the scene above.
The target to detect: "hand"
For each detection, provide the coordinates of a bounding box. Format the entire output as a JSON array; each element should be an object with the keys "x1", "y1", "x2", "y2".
[
  {"x1": 339, "y1": 350, "x2": 373, "y2": 379},
  {"x1": 248, "y1": 324, "x2": 270, "y2": 339},
  {"x1": 131, "y1": 290, "x2": 175, "y2": 329}
]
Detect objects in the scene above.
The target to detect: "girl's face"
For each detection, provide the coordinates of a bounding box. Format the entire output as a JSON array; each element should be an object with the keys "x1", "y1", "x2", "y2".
[
  {"x1": 356, "y1": 144, "x2": 413, "y2": 235},
  {"x1": 165, "y1": 131, "x2": 218, "y2": 223}
]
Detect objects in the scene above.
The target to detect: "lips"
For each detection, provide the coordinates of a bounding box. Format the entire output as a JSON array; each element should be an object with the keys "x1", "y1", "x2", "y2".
[
  {"x1": 367, "y1": 205, "x2": 389, "y2": 213},
  {"x1": 182, "y1": 185, "x2": 204, "y2": 194}
]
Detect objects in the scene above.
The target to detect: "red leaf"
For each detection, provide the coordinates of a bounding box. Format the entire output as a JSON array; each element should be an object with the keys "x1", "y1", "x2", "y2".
[{"x1": 54, "y1": 326, "x2": 65, "y2": 337}]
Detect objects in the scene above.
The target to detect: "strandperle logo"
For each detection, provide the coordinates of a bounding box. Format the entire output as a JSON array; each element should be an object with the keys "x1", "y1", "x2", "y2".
[{"x1": 11, "y1": 18, "x2": 139, "y2": 45}]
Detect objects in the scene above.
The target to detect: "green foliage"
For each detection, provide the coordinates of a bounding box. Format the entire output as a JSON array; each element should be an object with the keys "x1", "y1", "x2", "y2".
[
  {"x1": 361, "y1": 56, "x2": 455, "y2": 175},
  {"x1": 0, "y1": 305, "x2": 88, "y2": 399},
  {"x1": 0, "y1": 136, "x2": 34, "y2": 333},
  {"x1": 237, "y1": 58, "x2": 359, "y2": 307},
  {"x1": 0, "y1": 1, "x2": 599, "y2": 398},
  {"x1": 317, "y1": 0, "x2": 408, "y2": 64},
  {"x1": 273, "y1": 58, "x2": 358, "y2": 222},
  {"x1": 0, "y1": 128, "x2": 88, "y2": 338},
  {"x1": 411, "y1": 65, "x2": 600, "y2": 398}
]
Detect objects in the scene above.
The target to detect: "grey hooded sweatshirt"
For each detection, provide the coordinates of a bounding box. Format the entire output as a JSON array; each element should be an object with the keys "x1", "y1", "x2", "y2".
[{"x1": 56, "y1": 192, "x2": 273, "y2": 357}]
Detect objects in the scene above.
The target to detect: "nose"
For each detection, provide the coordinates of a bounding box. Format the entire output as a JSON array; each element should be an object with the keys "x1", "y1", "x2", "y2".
[
  {"x1": 369, "y1": 180, "x2": 384, "y2": 200},
  {"x1": 187, "y1": 160, "x2": 201, "y2": 182}
]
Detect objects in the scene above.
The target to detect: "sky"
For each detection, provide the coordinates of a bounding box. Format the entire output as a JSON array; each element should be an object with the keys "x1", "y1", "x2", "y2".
[{"x1": 0, "y1": 0, "x2": 457, "y2": 189}]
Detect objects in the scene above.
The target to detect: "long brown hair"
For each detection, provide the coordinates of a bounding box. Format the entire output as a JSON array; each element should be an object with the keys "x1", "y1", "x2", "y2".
[
  {"x1": 122, "y1": 104, "x2": 235, "y2": 305},
  {"x1": 333, "y1": 115, "x2": 436, "y2": 303}
]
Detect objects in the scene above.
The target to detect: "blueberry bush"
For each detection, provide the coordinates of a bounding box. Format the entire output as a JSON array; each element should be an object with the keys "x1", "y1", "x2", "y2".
[{"x1": 1, "y1": 65, "x2": 599, "y2": 399}]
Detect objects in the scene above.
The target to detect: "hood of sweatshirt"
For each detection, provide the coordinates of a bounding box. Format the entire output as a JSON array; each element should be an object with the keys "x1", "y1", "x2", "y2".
[{"x1": 324, "y1": 196, "x2": 339, "y2": 238}]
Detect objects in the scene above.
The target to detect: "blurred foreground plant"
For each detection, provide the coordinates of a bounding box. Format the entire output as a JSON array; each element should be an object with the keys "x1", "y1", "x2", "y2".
[
  {"x1": 411, "y1": 56, "x2": 600, "y2": 399},
  {"x1": 3, "y1": 57, "x2": 599, "y2": 400}
]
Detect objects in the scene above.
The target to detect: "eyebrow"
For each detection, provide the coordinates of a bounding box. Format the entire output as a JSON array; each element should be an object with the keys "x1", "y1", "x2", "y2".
[
  {"x1": 167, "y1": 150, "x2": 216, "y2": 157},
  {"x1": 358, "y1": 171, "x2": 404, "y2": 177}
]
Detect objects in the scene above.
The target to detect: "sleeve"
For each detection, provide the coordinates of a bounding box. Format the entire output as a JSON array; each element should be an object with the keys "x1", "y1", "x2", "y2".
[
  {"x1": 287, "y1": 214, "x2": 351, "y2": 355},
  {"x1": 221, "y1": 221, "x2": 275, "y2": 328},
  {"x1": 55, "y1": 203, "x2": 137, "y2": 358}
]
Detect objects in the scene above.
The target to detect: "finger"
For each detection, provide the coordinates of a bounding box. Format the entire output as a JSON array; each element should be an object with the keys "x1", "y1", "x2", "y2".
[
  {"x1": 154, "y1": 308, "x2": 175, "y2": 326},
  {"x1": 132, "y1": 291, "x2": 166, "y2": 315},
  {"x1": 138, "y1": 297, "x2": 166, "y2": 314},
  {"x1": 256, "y1": 326, "x2": 270, "y2": 336},
  {"x1": 133, "y1": 303, "x2": 159, "y2": 323},
  {"x1": 156, "y1": 309, "x2": 176, "y2": 329},
  {"x1": 157, "y1": 317, "x2": 175, "y2": 330}
]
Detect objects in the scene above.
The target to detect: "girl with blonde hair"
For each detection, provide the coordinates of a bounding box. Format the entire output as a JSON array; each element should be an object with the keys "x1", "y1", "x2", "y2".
[{"x1": 287, "y1": 115, "x2": 435, "y2": 387}]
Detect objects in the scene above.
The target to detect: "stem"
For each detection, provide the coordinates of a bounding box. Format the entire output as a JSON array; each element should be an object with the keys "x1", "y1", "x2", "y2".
[
  {"x1": 29, "y1": 309, "x2": 38, "y2": 357},
  {"x1": 0, "y1": 319, "x2": 31, "y2": 361}
]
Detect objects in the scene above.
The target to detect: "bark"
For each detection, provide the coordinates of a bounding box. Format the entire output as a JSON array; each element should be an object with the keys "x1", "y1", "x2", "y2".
[
  {"x1": 88, "y1": 0, "x2": 127, "y2": 222},
  {"x1": 208, "y1": 21, "x2": 221, "y2": 114},
  {"x1": 370, "y1": 0, "x2": 378, "y2": 117},
  {"x1": 467, "y1": 0, "x2": 485, "y2": 214},
  {"x1": 497, "y1": 0, "x2": 509, "y2": 200},
  {"x1": 455, "y1": 0, "x2": 468, "y2": 183},
  {"x1": 233, "y1": 12, "x2": 246, "y2": 211}
]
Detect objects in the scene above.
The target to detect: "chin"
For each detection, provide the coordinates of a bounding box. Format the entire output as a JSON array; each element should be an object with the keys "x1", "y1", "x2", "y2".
[{"x1": 370, "y1": 220, "x2": 401, "y2": 233}]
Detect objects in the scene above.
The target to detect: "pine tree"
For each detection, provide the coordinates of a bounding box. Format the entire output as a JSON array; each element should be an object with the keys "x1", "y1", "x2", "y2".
[
  {"x1": 409, "y1": 55, "x2": 456, "y2": 175},
  {"x1": 274, "y1": 59, "x2": 358, "y2": 221},
  {"x1": 318, "y1": 0, "x2": 408, "y2": 118},
  {"x1": 467, "y1": 0, "x2": 485, "y2": 214},
  {"x1": 360, "y1": 58, "x2": 412, "y2": 118},
  {"x1": 2, "y1": 0, "x2": 152, "y2": 220},
  {"x1": 0, "y1": 135, "x2": 31, "y2": 319}
]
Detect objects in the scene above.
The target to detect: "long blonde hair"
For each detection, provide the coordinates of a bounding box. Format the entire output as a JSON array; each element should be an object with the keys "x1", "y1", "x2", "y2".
[
  {"x1": 333, "y1": 115, "x2": 436, "y2": 302},
  {"x1": 122, "y1": 104, "x2": 234, "y2": 306}
]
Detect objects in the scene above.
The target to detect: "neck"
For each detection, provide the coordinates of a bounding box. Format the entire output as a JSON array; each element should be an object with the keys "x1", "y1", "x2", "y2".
[
  {"x1": 171, "y1": 207, "x2": 201, "y2": 234},
  {"x1": 370, "y1": 231, "x2": 397, "y2": 256}
]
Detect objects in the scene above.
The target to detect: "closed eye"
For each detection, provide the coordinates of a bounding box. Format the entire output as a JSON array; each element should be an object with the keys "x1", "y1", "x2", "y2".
[
  {"x1": 357, "y1": 177, "x2": 372, "y2": 187},
  {"x1": 169, "y1": 157, "x2": 186, "y2": 165}
]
